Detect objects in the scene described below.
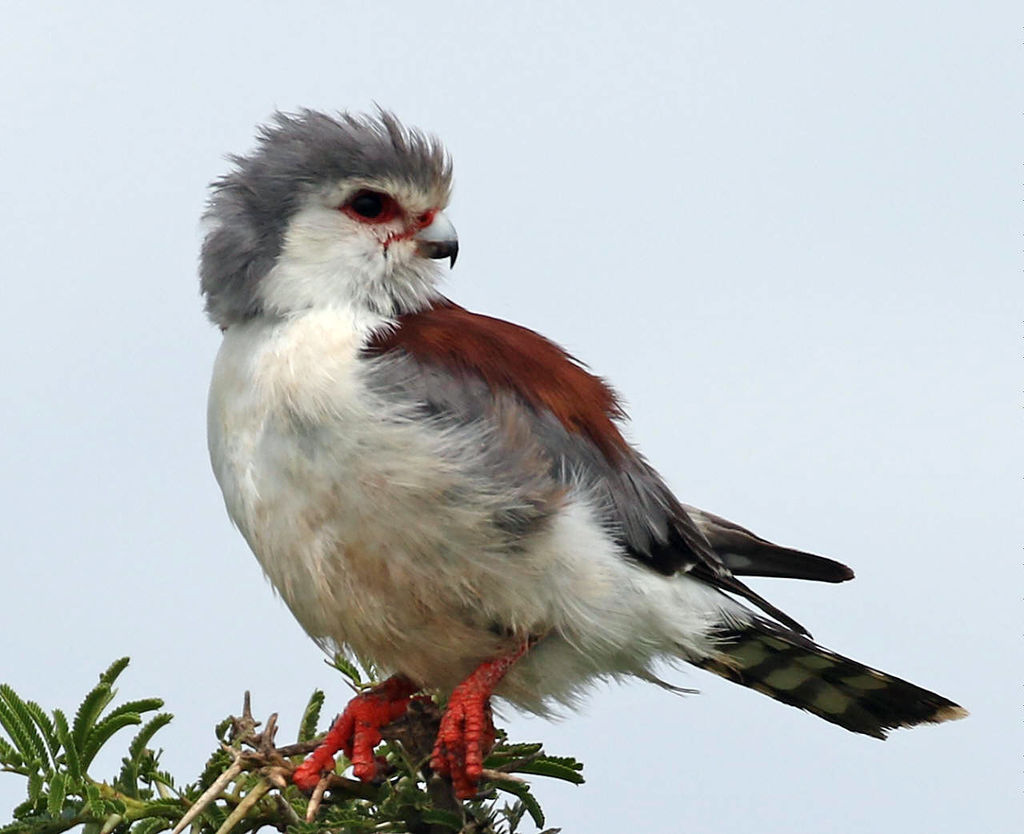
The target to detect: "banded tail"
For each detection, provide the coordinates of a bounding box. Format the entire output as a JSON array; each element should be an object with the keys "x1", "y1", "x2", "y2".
[{"x1": 697, "y1": 618, "x2": 967, "y2": 738}]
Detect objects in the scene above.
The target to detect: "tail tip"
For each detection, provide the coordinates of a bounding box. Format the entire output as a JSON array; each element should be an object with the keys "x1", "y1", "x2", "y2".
[
  {"x1": 880, "y1": 700, "x2": 968, "y2": 738},
  {"x1": 931, "y1": 703, "x2": 969, "y2": 724}
]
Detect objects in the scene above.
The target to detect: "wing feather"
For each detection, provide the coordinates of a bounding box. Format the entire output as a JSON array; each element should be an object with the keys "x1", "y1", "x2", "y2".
[{"x1": 365, "y1": 300, "x2": 851, "y2": 635}]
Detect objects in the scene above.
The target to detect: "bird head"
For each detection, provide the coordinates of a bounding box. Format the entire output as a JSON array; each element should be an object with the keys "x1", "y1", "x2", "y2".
[{"x1": 200, "y1": 109, "x2": 456, "y2": 328}]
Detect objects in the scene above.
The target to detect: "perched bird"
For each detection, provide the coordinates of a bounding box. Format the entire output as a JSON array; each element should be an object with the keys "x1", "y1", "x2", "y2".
[{"x1": 202, "y1": 109, "x2": 966, "y2": 799}]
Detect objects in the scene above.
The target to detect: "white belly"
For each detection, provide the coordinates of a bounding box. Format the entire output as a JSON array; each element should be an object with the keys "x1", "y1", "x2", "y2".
[{"x1": 207, "y1": 308, "x2": 735, "y2": 707}]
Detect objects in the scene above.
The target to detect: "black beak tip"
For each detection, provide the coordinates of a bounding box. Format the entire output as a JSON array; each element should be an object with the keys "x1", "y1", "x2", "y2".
[{"x1": 416, "y1": 238, "x2": 459, "y2": 268}]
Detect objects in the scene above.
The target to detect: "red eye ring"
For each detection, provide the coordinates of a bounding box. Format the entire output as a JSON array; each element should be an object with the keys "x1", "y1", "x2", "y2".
[{"x1": 341, "y1": 190, "x2": 400, "y2": 224}]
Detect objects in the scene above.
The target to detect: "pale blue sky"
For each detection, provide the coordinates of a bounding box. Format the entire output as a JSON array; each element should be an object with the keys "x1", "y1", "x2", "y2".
[{"x1": 1, "y1": 3, "x2": 1019, "y2": 831}]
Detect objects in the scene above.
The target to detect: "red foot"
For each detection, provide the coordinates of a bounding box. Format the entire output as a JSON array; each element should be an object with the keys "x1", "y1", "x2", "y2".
[
  {"x1": 430, "y1": 641, "x2": 531, "y2": 799},
  {"x1": 293, "y1": 676, "x2": 417, "y2": 790}
]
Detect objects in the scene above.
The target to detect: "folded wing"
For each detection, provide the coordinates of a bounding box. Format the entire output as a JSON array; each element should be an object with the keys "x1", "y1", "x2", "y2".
[{"x1": 364, "y1": 300, "x2": 852, "y2": 636}]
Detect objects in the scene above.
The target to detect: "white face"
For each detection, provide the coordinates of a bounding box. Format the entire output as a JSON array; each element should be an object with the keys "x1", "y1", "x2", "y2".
[{"x1": 258, "y1": 178, "x2": 447, "y2": 319}]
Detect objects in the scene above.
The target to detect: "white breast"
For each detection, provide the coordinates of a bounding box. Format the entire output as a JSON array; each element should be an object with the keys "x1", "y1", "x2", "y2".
[
  {"x1": 207, "y1": 307, "x2": 369, "y2": 626},
  {"x1": 207, "y1": 307, "x2": 521, "y2": 683}
]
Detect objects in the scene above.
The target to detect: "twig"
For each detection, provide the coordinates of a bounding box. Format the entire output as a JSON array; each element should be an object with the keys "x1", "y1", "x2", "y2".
[
  {"x1": 425, "y1": 772, "x2": 462, "y2": 818},
  {"x1": 271, "y1": 740, "x2": 320, "y2": 758},
  {"x1": 171, "y1": 758, "x2": 244, "y2": 834},
  {"x1": 323, "y1": 772, "x2": 382, "y2": 800},
  {"x1": 480, "y1": 768, "x2": 526, "y2": 785},
  {"x1": 305, "y1": 775, "x2": 330, "y2": 822},
  {"x1": 273, "y1": 792, "x2": 301, "y2": 826},
  {"x1": 213, "y1": 778, "x2": 272, "y2": 834},
  {"x1": 229, "y1": 692, "x2": 261, "y2": 744}
]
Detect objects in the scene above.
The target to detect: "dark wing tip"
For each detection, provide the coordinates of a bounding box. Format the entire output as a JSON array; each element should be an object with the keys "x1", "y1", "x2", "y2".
[
  {"x1": 682, "y1": 505, "x2": 856, "y2": 584},
  {"x1": 833, "y1": 561, "x2": 856, "y2": 582}
]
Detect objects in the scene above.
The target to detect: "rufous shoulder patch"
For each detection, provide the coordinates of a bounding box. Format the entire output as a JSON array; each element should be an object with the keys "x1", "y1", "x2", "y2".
[{"x1": 366, "y1": 300, "x2": 628, "y2": 459}]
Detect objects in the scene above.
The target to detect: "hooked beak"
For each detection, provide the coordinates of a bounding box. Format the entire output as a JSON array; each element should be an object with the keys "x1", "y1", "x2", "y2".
[{"x1": 414, "y1": 211, "x2": 459, "y2": 268}]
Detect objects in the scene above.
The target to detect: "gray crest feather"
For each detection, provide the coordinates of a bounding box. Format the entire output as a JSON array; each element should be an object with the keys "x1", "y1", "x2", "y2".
[{"x1": 200, "y1": 109, "x2": 453, "y2": 327}]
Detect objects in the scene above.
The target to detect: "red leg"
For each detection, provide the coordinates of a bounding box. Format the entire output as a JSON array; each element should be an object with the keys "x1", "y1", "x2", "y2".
[
  {"x1": 294, "y1": 675, "x2": 418, "y2": 790},
  {"x1": 431, "y1": 640, "x2": 532, "y2": 799}
]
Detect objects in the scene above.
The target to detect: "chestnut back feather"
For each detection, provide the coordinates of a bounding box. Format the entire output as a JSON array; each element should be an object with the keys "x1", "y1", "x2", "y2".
[{"x1": 367, "y1": 301, "x2": 628, "y2": 460}]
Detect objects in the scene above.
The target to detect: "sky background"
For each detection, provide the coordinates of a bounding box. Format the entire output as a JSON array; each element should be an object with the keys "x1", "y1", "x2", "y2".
[{"x1": 1, "y1": 3, "x2": 1019, "y2": 832}]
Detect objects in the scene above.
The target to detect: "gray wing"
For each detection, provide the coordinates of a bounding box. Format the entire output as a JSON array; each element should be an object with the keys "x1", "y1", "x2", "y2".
[{"x1": 365, "y1": 351, "x2": 852, "y2": 635}]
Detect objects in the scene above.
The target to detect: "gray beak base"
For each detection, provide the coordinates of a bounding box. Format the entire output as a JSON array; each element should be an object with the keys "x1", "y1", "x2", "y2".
[{"x1": 414, "y1": 211, "x2": 459, "y2": 268}]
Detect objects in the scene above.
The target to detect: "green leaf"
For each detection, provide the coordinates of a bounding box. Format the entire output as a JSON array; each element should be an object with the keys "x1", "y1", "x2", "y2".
[
  {"x1": 501, "y1": 797, "x2": 526, "y2": 833},
  {"x1": 102, "y1": 699, "x2": 164, "y2": 725},
  {"x1": 27, "y1": 769, "x2": 44, "y2": 803},
  {"x1": 84, "y1": 782, "x2": 104, "y2": 816},
  {"x1": 81, "y1": 713, "x2": 142, "y2": 772},
  {"x1": 134, "y1": 799, "x2": 184, "y2": 821},
  {"x1": 419, "y1": 808, "x2": 464, "y2": 830},
  {"x1": 99, "y1": 659, "x2": 131, "y2": 688},
  {"x1": 494, "y1": 782, "x2": 545, "y2": 829},
  {"x1": 118, "y1": 713, "x2": 172, "y2": 793},
  {"x1": 193, "y1": 747, "x2": 232, "y2": 793},
  {"x1": 24, "y1": 700, "x2": 60, "y2": 764},
  {"x1": 534, "y1": 754, "x2": 582, "y2": 769},
  {"x1": 0, "y1": 685, "x2": 49, "y2": 767},
  {"x1": 483, "y1": 742, "x2": 543, "y2": 768},
  {"x1": 64, "y1": 774, "x2": 85, "y2": 797},
  {"x1": 0, "y1": 817, "x2": 48, "y2": 834},
  {"x1": 213, "y1": 716, "x2": 233, "y2": 743},
  {"x1": 72, "y1": 682, "x2": 114, "y2": 756},
  {"x1": 329, "y1": 654, "x2": 363, "y2": 686},
  {"x1": 47, "y1": 771, "x2": 67, "y2": 817},
  {"x1": 512, "y1": 758, "x2": 584, "y2": 785},
  {"x1": 198, "y1": 799, "x2": 227, "y2": 830},
  {"x1": 12, "y1": 795, "x2": 44, "y2": 819},
  {"x1": 150, "y1": 771, "x2": 175, "y2": 794},
  {"x1": 130, "y1": 713, "x2": 173, "y2": 760},
  {"x1": 0, "y1": 734, "x2": 24, "y2": 769},
  {"x1": 54, "y1": 709, "x2": 83, "y2": 783},
  {"x1": 298, "y1": 690, "x2": 325, "y2": 743},
  {"x1": 493, "y1": 742, "x2": 544, "y2": 758},
  {"x1": 130, "y1": 818, "x2": 172, "y2": 834}
]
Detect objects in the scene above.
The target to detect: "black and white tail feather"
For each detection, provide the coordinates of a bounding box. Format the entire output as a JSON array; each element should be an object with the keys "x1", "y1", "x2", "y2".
[{"x1": 697, "y1": 617, "x2": 966, "y2": 737}]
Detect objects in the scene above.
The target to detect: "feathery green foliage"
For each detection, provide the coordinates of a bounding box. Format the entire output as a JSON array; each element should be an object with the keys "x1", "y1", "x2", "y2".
[{"x1": 1, "y1": 658, "x2": 582, "y2": 833}]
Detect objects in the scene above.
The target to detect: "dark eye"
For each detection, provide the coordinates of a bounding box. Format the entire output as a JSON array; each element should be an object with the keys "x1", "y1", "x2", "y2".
[
  {"x1": 349, "y1": 190, "x2": 385, "y2": 219},
  {"x1": 342, "y1": 189, "x2": 402, "y2": 224}
]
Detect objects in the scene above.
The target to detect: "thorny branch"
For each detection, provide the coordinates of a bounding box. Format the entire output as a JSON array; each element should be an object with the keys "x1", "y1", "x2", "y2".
[
  {"x1": 0, "y1": 659, "x2": 583, "y2": 834},
  {"x1": 173, "y1": 692, "x2": 386, "y2": 833}
]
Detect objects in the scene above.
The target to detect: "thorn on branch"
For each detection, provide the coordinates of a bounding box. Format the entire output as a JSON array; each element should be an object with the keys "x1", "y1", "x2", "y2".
[{"x1": 227, "y1": 692, "x2": 260, "y2": 747}]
